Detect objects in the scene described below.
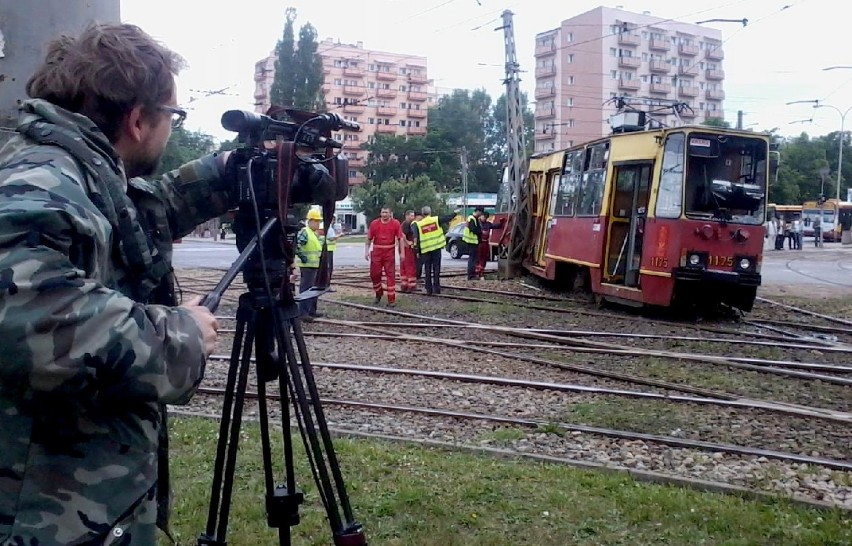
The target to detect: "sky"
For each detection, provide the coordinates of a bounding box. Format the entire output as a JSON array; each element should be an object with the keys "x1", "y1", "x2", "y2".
[{"x1": 120, "y1": 0, "x2": 849, "y2": 144}]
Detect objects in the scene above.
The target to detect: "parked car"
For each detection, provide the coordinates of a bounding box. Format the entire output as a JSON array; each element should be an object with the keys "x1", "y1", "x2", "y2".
[{"x1": 444, "y1": 223, "x2": 469, "y2": 259}]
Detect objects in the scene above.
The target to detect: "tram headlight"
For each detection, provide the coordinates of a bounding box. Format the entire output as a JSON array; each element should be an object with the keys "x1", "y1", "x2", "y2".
[
  {"x1": 688, "y1": 254, "x2": 701, "y2": 266},
  {"x1": 734, "y1": 255, "x2": 757, "y2": 273}
]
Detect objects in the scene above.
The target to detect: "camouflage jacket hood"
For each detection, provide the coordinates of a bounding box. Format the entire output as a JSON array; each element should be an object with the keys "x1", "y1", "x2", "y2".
[{"x1": 0, "y1": 100, "x2": 235, "y2": 543}]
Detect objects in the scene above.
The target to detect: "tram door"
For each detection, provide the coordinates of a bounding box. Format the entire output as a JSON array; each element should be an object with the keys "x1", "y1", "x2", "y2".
[{"x1": 604, "y1": 161, "x2": 652, "y2": 287}]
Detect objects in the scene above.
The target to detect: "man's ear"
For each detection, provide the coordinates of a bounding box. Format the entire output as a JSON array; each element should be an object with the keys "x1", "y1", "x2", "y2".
[{"x1": 123, "y1": 104, "x2": 147, "y2": 143}]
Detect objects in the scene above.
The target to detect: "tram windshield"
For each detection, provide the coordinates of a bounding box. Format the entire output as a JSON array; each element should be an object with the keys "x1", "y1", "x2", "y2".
[{"x1": 684, "y1": 133, "x2": 767, "y2": 225}]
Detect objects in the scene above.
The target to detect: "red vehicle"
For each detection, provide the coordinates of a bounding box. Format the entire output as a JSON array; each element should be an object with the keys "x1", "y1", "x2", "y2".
[{"x1": 493, "y1": 121, "x2": 774, "y2": 311}]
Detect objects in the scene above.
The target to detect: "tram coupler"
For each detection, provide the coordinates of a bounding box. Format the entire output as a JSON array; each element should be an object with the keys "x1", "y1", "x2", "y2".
[{"x1": 266, "y1": 484, "x2": 304, "y2": 528}]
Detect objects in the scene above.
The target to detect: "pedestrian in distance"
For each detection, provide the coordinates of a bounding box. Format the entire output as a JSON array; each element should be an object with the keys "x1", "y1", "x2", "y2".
[
  {"x1": 814, "y1": 214, "x2": 823, "y2": 247},
  {"x1": 477, "y1": 211, "x2": 505, "y2": 278},
  {"x1": 399, "y1": 209, "x2": 418, "y2": 293},
  {"x1": 297, "y1": 209, "x2": 325, "y2": 320},
  {"x1": 365, "y1": 207, "x2": 405, "y2": 306},
  {"x1": 323, "y1": 214, "x2": 341, "y2": 290},
  {"x1": 412, "y1": 211, "x2": 425, "y2": 287},
  {"x1": 0, "y1": 23, "x2": 234, "y2": 544}
]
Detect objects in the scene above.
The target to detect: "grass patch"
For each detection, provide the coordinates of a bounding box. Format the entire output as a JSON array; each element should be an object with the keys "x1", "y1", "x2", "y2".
[
  {"x1": 479, "y1": 427, "x2": 527, "y2": 443},
  {"x1": 565, "y1": 399, "x2": 687, "y2": 433},
  {"x1": 163, "y1": 417, "x2": 851, "y2": 545}
]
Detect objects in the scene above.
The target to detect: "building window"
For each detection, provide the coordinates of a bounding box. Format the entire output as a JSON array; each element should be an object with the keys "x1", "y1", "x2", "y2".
[
  {"x1": 567, "y1": 97, "x2": 574, "y2": 107},
  {"x1": 568, "y1": 76, "x2": 575, "y2": 85}
]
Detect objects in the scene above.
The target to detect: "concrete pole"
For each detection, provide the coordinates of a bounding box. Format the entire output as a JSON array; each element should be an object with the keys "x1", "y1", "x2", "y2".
[{"x1": 0, "y1": 0, "x2": 120, "y2": 145}]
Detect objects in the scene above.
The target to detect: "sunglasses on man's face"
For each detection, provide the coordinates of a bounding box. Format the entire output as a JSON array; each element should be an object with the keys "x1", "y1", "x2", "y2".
[{"x1": 159, "y1": 105, "x2": 187, "y2": 129}]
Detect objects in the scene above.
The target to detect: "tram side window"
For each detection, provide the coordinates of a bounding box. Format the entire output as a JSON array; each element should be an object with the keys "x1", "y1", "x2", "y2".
[
  {"x1": 554, "y1": 150, "x2": 582, "y2": 216},
  {"x1": 657, "y1": 133, "x2": 685, "y2": 218},
  {"x1": 577, "y1": 143, "x2": 608, "y2": 216}
]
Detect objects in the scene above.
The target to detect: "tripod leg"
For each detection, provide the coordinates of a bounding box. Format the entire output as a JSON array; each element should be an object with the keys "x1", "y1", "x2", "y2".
[
  {"x1": 199, "y1": 296, "x2": 257, "y2": 546},
  {"x1": 274, "y1": 304, "x2": 366, "y2": 544}
]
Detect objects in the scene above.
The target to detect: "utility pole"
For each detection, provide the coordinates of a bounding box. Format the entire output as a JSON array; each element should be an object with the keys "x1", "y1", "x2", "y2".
[
  {"x1": 0, "y1": 0, "x2": 121, "y2": 146},
  {"x1": 496, "y1": 9, "x2": 529, "y2": 279},
  {"x1": 459, "y1": 147, "x2": 469, "y2": 215},
  {"x1": 737, "y1": 110, "x2": 744, "y2": 130}
]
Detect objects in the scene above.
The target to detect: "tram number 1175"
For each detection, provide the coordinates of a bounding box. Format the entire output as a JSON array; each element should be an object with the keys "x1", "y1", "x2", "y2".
[{"x1": 708, "y1": 255, "x2": 734, "y2": 267}]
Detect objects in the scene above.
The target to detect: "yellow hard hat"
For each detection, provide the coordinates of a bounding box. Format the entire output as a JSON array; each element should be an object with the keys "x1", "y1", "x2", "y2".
[{"x1": 306, "y1": 209, "x2": 322, "y2": 221}]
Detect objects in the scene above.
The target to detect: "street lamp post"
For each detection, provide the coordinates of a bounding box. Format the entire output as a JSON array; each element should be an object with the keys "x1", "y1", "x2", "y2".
[{"x1": 813, "y1": 103, "x2": 852, "y2": 202}]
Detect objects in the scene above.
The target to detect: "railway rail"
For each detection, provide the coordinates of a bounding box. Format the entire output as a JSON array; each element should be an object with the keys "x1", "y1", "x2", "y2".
[{"x1": 174, "y1": 269, "x2": 852, "y2": 510}]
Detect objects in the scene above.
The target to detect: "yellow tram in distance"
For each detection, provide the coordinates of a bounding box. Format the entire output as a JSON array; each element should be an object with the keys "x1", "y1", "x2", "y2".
[{"x1": 494, "y1": 116, "x2": 774, "y2": 312}]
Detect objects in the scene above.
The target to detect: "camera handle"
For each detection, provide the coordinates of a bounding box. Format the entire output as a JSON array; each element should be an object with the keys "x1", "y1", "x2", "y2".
[{"x1": 196, "y1": 217, "x2": 366, "y2": 546}]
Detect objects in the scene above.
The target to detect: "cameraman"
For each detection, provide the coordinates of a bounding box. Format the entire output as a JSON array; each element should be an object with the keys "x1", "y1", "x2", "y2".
[{"x1": 0, "y1": 24, "x2": 235, "y2": 544}]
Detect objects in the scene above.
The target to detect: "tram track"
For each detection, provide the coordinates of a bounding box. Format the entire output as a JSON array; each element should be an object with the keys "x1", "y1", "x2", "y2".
[{"x1": 173, "y1": 268, "x2": 852, "y2": 510}]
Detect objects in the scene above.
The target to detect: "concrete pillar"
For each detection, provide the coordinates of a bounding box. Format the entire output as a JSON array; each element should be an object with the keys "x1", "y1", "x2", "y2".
[{"x1": 0, "y1": 0, "x2": 120, "y2": 145}]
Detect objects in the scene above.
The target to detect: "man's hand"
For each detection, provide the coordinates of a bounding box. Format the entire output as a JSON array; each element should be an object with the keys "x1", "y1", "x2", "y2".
[
  {"x1": 365, "y1": 251, "x2": 370, "y2": 262},
  {"x1": 181, "y1": 295, "x2": 219, "y2": 355}
]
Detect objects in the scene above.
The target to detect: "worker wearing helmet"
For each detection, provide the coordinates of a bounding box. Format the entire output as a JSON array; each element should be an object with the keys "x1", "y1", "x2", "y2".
[{"x1": 297, "y1": 208, "x2": 324, "y2": 321}]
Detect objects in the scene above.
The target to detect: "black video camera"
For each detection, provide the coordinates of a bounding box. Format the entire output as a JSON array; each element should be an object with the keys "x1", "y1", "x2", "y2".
[
  {"x1": 222, "y1": 108, "x2": 358, "y2": 210},
  {"x1": 221, "y1": 108, "x2": 360, "y2": 289}
]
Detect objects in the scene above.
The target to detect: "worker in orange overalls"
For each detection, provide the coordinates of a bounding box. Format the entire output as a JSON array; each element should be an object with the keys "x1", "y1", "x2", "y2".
[
  {"x1": 365, "y1": 207, "x2": 405, "y2": 306},
  {"x1": 399, "y1": 209, "x2": 417, "y2": 293}
]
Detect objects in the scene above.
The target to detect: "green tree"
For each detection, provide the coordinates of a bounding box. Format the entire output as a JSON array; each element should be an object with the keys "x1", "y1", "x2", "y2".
[
  {"x1": 293, "y1": 23, "x2": 325, "y2": 112},
  {"x1": 701, "y1": 117, "x2": 731, "y2": 128},
  {"x1": 270, "y1": 8, "x2": 297, "y2": 109},
  {"x1": 352, "y1": 175, "x2": 451, "y2": 221},
  {"x1": 156, "y1": 127, "x2": 216, "y2": 175},
  {"x1": 425, "y1": 89, "x2": 499, "y2": 192},
  {"x1": 269, "y1": 8, "x2": 325, "y2": 111},
  {"x1": 487, "y1": 92, "x2": 535, "y2": 167},
  {"x1": 773, "y1": 132, "x2": 839, "y2": 204}
]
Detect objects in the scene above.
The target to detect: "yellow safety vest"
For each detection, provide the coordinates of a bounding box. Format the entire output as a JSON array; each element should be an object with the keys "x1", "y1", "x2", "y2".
[
  {"x1": 462, "y1": 215, "x2": 479, "y2": 245},
  {"x1": 416, "y1": 215, "x2": 445, "y2": 253},
  {"x1": 300, "y1": 227, "x2": 322, "y2": 268}
]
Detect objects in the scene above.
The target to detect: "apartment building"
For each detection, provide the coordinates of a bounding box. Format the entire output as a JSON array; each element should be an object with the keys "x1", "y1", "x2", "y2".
[
  {"x1": 254, "y1": 38, "x2": 430, "y2": 187},
  {"x1": 533, "y1": 6, "x2": 725, "y2": 153}
]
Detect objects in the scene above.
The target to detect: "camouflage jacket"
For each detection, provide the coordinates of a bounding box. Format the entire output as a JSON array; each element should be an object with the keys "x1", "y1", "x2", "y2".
[{"x1": 0, "y1": 100, "x2": 235, "y2": 544}]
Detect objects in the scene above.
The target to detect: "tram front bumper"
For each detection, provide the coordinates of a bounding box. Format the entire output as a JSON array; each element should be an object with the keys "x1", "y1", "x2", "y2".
[{"x1": 673, "y1": 268, "x2": 762, "y2": 287}]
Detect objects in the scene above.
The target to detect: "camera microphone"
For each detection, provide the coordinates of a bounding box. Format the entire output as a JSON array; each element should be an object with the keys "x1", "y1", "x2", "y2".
[{"x1": 319, "y1": 113, "x2": 361, "y2": 132}]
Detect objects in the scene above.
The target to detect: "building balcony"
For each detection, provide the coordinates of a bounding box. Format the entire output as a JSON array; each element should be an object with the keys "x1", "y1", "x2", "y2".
[
  {"x1": 678, "y1": 43, "x2": 699, "y2": 56},
  {"x1": 649, "y1": 59, "x2": 670, "y2": 73},
  {"x1": 407, "y1": 126, "x2": 427, "y2": 136},
  {"x1": 704, "y1": 110, "x2": 724, "y2": 121},
  {"x1": 535, "y1": 107, "x2": 555, "y2": 119},
  {"x1": 376, "y1": 71, "x2": 397, "y2": 81},
  {"x1": 535, "y1": 86, "x2": 556, "y2": 99},
  {"x1": 347, "y1": 157, "x2": 366, "y2": 167},
  {"x1": 535, "y1": 65, "x2": 556, "y2": 78},
  {"x1": 678, "y1": 64, "x2": 700, "y2": 76},
  {"x1": 408, "y1": 91, "x2": 428, "y2": 102},
  {"x1": 706, "y1": 46, "x2": 724, "y2": 60},
  {"x1": 534, "y1": 130, "x2": 555, "y2": 141},
  {"x1": 618, "y1": 78, "x2": 640, "y2": 91},
  {"x1": 376, "y1": 88, "x2": 397, "y2": 99},
  {"x1": 408, "y1": 108, "x2": 427, "y2": 119},
  {"x1": 679, "y1": 108, "x2": 696, "y2": 119},
  {"x1": 343, "y1": 66, "x2": 364, "y2": 77},
  {"x1": 649, "y1": 82, "x2": 671, "y2": 94},
  {"x1": 705, "y1": 69, "x2": 725, "y2": 80},
  {"x1": 377, "y1": 106, "x2": 397, "y2": 116},
  {"x1": 618, "y1": 32, "x2": 641, "y2": 46},
  {"x1": 343, "y1": 85, "x2": 365, "y2": 96},
  {"x1": 343, "y1": 103, "x2": 366, "y2": 114},
  {"x1": 677, "y1": 85, "x2": 700, "y2": 98},
  {"x1": 535, "y1": 42, "x2": 556, "y2": 57},
  {"x1": 706, "y1": 89, "x2": 725, "y2": 101},
  {"x1": 649, "y1": 38, "x2": 670, "y2": 51},
  {"x1": 375, "y1": 124, "x2": 398, "y2": 134},
  {"x1": 408, "y1": 73, "x2": 428, "y2": 84},
  {"x1": 618, "y1": 56, "x2": 641, "y2": 69}
]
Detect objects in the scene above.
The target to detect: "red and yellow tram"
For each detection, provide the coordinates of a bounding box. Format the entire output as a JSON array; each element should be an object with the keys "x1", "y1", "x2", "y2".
[{"x1": 494, "y1": 123, "x2": 774, "y2": 311}]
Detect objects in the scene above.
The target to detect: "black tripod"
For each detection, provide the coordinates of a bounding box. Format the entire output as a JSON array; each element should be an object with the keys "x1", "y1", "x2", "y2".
[{"x1": 197, "y1": 218, "x2": 366, "y2": 546}]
